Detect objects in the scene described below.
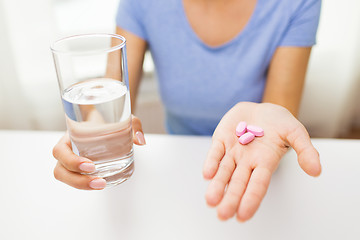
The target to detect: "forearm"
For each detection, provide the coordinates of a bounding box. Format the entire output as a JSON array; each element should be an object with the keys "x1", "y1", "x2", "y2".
[
  {"x1": 110, "y1": 26, "x2": 147, "y2": 111},
  {"x1": 262, "y1": 47, "x2": 312, "y2": 117},
  {"x1": 262, "y1": 82, "x2": 304, "y2": 118}
]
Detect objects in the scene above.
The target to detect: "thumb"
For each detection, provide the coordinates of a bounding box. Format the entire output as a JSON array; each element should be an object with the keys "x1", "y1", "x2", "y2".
[
  {"x1": 286, "y1": 122, "x2": 321, "y2": 177},
  {"x1": 132, "y1": 115, "x2": 146, "y2": 145}
]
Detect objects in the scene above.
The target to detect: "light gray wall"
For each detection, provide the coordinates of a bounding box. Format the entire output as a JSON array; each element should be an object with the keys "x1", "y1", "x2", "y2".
[
  {"x1": 298, "y1": 0, "x2": 360, "y2": 137},
  {"x1": 0, "y1": 0, "x2": 31, "y2": 129}
]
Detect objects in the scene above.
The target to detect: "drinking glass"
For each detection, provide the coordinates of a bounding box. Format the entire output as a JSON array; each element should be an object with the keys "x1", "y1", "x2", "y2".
[{"x1": 51, "y1": 33, "x2": 134, "y2": 187}]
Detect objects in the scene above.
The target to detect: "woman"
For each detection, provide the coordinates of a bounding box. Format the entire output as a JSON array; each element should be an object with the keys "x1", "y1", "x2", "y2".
[{"x1": 53, "y1": 0, "x2": 322, "y2": 222}]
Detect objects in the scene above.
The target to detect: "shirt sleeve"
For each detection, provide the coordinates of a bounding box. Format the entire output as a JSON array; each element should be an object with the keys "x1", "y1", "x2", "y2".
[
  {"x1": 279, "y1": 0, "x2": 321, "y2": 47},
  {"x1": 116, "y1": 0, "x2": 148, "y2": 41}
]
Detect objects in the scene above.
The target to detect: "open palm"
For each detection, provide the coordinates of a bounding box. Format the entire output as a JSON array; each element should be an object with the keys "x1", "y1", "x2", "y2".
[{"x1": 203, "y1": 102, "x2": 321, "y2": 222}]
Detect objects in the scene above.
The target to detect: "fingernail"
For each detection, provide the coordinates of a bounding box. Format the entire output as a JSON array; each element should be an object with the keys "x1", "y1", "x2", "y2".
[
  {"x1": 79, "y1": 162, "x2": 96, "y2": 173},
  {"x1": 89, "y1": 178, "x2": 106, "y2": 190},
  {"x1": 136, "y1": 131, "x2": 146, "y2": 145}
]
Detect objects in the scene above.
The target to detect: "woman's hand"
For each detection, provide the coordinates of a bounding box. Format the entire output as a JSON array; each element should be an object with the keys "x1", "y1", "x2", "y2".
[
  {"x1": 52, "y1": 115, "x2": 146, "y2": 190},
  {"x1": 203, "y1": 102, "x2": 321, "y2": 222}
]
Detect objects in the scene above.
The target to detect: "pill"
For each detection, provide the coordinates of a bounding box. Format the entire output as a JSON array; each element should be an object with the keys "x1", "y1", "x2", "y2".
[
  {"x1": 235, "y1": 121, "x2": 247, "y2": 137},
  {"x1": 246, "y1": 125, "x2": 264, "y2": 137},
  {"x1": 239, "y1": 132, "x2": 255, "y2": 145}
]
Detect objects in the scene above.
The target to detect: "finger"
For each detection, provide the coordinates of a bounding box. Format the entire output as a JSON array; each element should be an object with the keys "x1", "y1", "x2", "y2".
[
  {"x1": 237, "y1": 167, "x2": 272, "y2": 222},
  {"x1": 205, "y1": 154, "x2": 235, "y2": 207},
  {"x1": 53, "y1": 162, "x2": 106, "y2": 190},
  {"x1": 52, "y1": 133, "x2": 95, "y2": 174},
  {"x1": 203, "y1": 139, "x2": 225, "y2": 180},
  {"x1": 286, "y1": 123, "x2": 321, "y2": 177},
  {"x1": 132, "y1": 115, "x2": 146, "y2": 145},
  {"x1": 217, "y1": 165, "x2": 252, "y2": 220}
]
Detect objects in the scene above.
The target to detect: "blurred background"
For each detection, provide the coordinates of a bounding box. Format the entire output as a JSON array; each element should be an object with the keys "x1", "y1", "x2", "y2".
[{"x1": 0, "y1": 0, "x2": 359, "y2": 138}]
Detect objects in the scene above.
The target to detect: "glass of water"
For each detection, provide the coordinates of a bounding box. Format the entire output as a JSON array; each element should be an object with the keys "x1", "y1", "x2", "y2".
[{"x1": 51, "y1": 33, "x2": 134, "y2": 187}]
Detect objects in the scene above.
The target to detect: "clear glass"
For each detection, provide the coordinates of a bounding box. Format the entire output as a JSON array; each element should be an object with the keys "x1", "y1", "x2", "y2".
[{"x1": 51, "y1": 33, "x2": 134, "y2": 187}]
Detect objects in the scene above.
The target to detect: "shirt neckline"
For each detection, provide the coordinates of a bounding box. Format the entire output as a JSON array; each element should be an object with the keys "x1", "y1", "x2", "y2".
[{"x1": 178, "y1": 0, "x2": 260, "y2": 50}]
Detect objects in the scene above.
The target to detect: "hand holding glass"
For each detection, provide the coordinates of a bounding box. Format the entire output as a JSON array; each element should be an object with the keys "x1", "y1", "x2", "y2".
[{"x1": 51, "y1": 34, "x2": 134, "y2": 187}]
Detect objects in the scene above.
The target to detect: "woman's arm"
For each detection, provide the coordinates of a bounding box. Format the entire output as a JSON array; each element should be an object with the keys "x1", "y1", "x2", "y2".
[
  {"x1": 111, "y1": 26, "x2": 147, "y2": 111},
  {"x1": 262, "y1": 47, "x2": 312, "y2": 117},
  {"x1": 202, "y1": 47, "x2": 318, "y2": 221}
]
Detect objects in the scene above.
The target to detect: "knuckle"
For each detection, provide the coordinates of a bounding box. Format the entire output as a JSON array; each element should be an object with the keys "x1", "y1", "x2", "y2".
[
  {"x1": 248, "y1": 190, "x2": 263, "y2": 202},
  {"x1": 212, "y1": 176, "x2": 227, "y2": 187},
  {"x1": 251, "y1": 179, "x2": 267, "y2": 193},
  {"x1": 132, "y1": 115, "x2": 140, "y2": 123},
  {"x1": 230, "y1": 175, "x2": 247, "y2": 188},
  {"x1": 219, "y1": 162, "x2": 234, "y2": 176},
  {"x1": 226, "y1": 187, "x2": 242, "y2": 199},
  {"x1": 132, "y1": 116, "x2": 143, "y2": 128},
  {"x1": 52, "y1": 145, "x2": 60, "y2": 159},
  {"x1": 53, "y1": 166, "x2": 61, "y2": 181},
  {"x1": 72, "y1": 181, "x2": 87, "y2": 190},
  {"x1": 66, "y1": 157, "x2": 79, "y2": 170},
  {"x1": 73, "y1": 177, "x2": 94, "y2": 190}
]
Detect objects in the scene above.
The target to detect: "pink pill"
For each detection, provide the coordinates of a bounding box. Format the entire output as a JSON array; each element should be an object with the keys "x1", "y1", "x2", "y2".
[
  {"x1": 246, "y1": 125, "x2": 264, "y2": 137},
  {"x1": 235, "y1": 121, "x2": 247, "y2": 137},
  {"x1": 239, "y1": 132, "x2": 255, "y2": 145}
]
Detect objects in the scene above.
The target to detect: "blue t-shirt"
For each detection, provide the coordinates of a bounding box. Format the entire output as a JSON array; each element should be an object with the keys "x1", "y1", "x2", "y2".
[{"x1": 116, "y1": 0, "x2": 321, "y2": 135}]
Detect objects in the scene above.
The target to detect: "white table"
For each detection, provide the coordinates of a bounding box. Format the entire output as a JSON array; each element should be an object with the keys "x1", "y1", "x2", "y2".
[{"x1": 0, "y1": 131, "x2": 359, "y2": 239}]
